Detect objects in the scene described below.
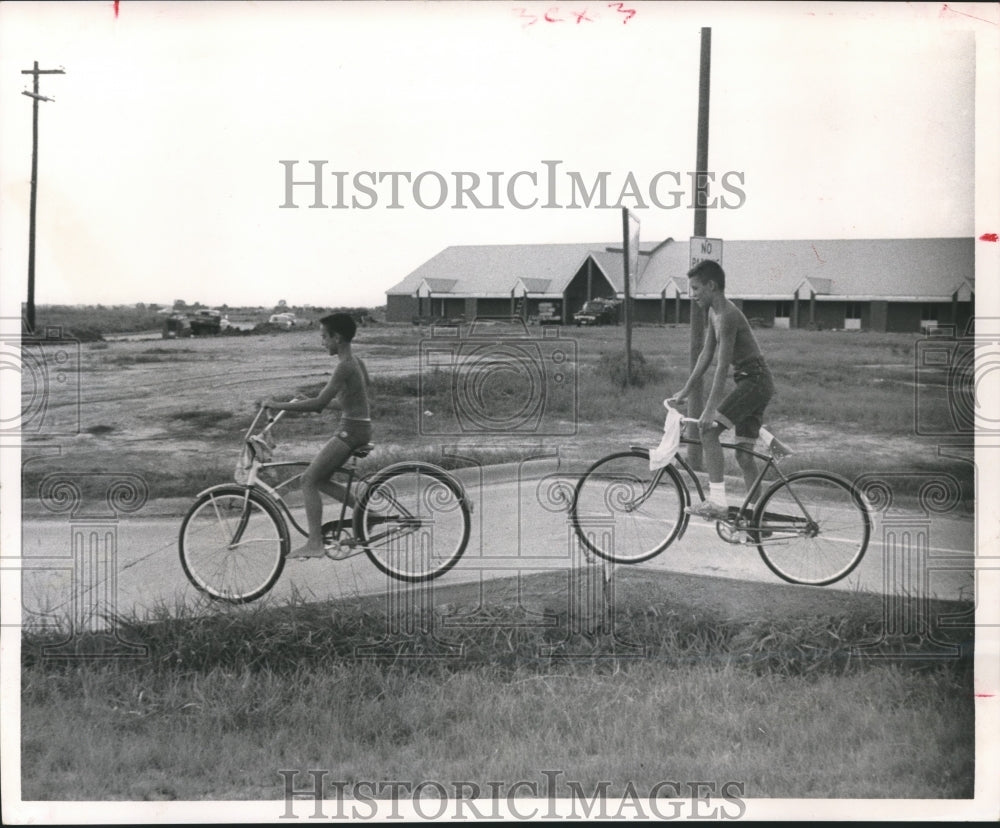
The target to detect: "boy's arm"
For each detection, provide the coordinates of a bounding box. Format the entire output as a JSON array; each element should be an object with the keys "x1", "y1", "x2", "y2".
[
  {"x1": 669, "y1": 319, "x2": 716, "y2": 404},
  {"x1": 266, "y1": 367, "x2": 344, "y2": 413},
  {"x1": 701, "y1": 310, "x2": 737, "y2": 424}
]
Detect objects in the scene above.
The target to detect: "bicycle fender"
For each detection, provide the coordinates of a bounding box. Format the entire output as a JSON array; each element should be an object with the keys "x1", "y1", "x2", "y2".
[
  {"x1": 366, "y1": 460, "x2": 474, "y2": 512},
  {"x1": 192, "y1": 482, "x2": 258, "y2": 500}
]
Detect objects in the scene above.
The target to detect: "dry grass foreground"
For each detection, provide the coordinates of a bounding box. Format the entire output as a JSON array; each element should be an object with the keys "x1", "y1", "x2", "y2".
[
  {"x1": 20, "y1": 322, "x2": 975, "y2": 803},
  {"x1": 22, "y1": 567, "x2": 973, "y2": 801}
]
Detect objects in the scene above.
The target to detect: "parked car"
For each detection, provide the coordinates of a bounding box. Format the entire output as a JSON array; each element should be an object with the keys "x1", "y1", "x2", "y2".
[
  {"x1": 189, "y1": 309, "x2": 223, "y2": 336},
  {"x1": 162, "y1": 314, "x2": 192, "y2": 339},
  {"x1": 268, "y1": 312, "x2": 311, "y2": 329},
  {"x1": 573, "y1": 298, "x2": 621, "y2": 326}
]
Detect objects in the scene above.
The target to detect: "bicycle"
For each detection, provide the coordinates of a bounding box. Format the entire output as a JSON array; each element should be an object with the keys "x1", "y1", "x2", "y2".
[
  {"x1": 569, "y1": 407, "x2": 871, "y2": 586},
  {"x1": 178, "y1": 405, "x2": 473, "y2": 603}
]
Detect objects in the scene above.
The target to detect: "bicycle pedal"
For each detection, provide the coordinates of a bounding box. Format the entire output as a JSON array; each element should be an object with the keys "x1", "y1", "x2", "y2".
[
  {"x1": 716, "y1": 523, "x2": 746, "y2": 544},
  {"x1": 325, "y1": 537, "x2": 365, "y2": 560}
]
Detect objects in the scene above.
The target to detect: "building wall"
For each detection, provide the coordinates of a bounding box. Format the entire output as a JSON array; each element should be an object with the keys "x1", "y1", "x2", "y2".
[
  {"x1": 741, "y1": 301, "x2": 776, "y2": 326},
  {"x1": 632, "y1": 299, "x2": 661, "y2": 324},
  {"x1": 886, "y1": 301, "x2": 974, "y2": 333},
  {"x1": 387, "y1": 294, "x2": 418, "y2": 322},
  {"x1": 477, "y1": 298, "x2": 513, "y2": 318},
  {"x1": 954, "y1": 299, "x2": 974, "y2": 334},
  {"x1": 801, "y1": 300, "x2": 870, "y2": 330},
  {"x1": 869, "y1": 301, "x2": 888, "y2": 332}
]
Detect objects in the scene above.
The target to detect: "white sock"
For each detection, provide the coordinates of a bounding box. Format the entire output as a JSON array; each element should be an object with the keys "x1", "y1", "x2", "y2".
[{"x1": 709, "y1": 482, "x2": 727, "y2": 507}]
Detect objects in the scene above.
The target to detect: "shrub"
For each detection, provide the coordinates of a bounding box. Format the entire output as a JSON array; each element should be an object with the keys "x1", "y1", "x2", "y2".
[{"x1": 597, "y1": 349, "x2": 663, "y2": 388}]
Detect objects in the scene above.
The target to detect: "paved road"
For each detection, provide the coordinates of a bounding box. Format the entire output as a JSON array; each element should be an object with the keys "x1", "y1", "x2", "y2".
[{"x1": 14, "y1": 461, "x2": 976, "y2": 630}]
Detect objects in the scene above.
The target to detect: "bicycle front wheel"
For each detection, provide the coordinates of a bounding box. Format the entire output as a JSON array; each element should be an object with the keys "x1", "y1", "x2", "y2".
[
  {"x1": 570, "y1": 449, "x2": 688, "y2": 564},
  {"x1": 754, "y1": 472, "x2": 871, "y2": 586},
  {"x1": 355, "y1": 464, "x2": 471, "y2": 581},
  {"x1": 179, "y1": 486, "x2": 289, "y2": 602}
]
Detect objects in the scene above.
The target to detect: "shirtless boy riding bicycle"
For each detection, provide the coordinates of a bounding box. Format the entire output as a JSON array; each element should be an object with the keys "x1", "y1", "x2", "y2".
[
  {"x1": 265, "y1": 312, "x2": 371, "y2": 558},
  {"x1": 668, "y1": 260, "x2": 776, "y2": 520}
]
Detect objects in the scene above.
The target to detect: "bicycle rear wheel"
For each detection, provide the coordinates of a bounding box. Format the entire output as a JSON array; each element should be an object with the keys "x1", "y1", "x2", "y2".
[
  {"x1": 570, "y1": 449, "x2": 688, "y2": 563},
  {"x1": 355, "y1": 463, "x2": 471, "y2": 581},
  {"x1": 753, "y1": 472, "x2": 870, "y2": 586},
  {"x1": 179, "y1": 486, "x2": 288, "y2": 602}
]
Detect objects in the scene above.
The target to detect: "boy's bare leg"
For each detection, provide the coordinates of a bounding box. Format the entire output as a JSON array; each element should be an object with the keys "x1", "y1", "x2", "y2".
[
  {"x1": 316, "y1": 479, "x2": 356, "y2": 510},
  {"x1": 701, "y1": 424, "x2": 725, "y2": 484},
  {"x1": 294, "y1": 437, "x2": 352, "y2": 558},
  {"x1": 735, "y1": 443, "x2": 758, "y2": 494},
  {"x1": 686, "y1": 422, "x2": 731, "y2": 520}
]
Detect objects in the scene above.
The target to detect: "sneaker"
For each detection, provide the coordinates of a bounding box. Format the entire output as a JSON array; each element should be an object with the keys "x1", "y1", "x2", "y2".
[{"x1": 686, "y1": 500, "x2": 731, "y2": 521}]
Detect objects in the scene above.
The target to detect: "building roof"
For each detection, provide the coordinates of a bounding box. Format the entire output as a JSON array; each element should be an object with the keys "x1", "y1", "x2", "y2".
[
  {"x1": 387, "y1": 243, "x2": 602, "y2": 298},
  {"x1": 635, "y1": 238, "x2": 974, "y2": 300},
  {"x1": 389, "y1": 237, "x2": 974, "y2": 302}
]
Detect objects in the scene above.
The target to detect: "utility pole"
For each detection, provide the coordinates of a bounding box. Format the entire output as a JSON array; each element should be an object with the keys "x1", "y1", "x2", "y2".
[
  {"x1": 687, "y1": 28, "x2": 711, "y2": 468},
  {"x1": 621, "y1": 207, "x2": 633, "y2": 386},
  {"x1": 21, "y1": 61, "x2": 65, "y2": 335}
]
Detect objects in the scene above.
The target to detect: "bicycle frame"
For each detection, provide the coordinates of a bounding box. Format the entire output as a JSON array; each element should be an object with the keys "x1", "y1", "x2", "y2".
[
  {"x1": 196, "y1": 406, "x2": 365, "y2": 544},
  {"x1": 670, "y1": 434, "x2": 821, "y2": 540},
  {"x1": 211, "y1": 405, "x2": 457, "y2": 550}
]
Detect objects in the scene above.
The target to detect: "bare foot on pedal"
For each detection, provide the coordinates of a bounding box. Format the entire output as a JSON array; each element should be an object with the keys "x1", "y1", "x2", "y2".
[{"x1": 291, "y1": 542, "x2": 326, "y2": 559}]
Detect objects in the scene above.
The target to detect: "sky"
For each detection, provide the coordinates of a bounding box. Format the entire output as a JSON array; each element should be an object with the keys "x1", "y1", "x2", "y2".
[{"x1": 0, "y1": 1, "x2": 996, "y2": 310}]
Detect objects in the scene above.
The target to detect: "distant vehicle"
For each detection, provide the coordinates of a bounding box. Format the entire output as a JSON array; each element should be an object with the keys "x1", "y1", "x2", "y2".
[
  {"x1": 268, "y1": 312, "x2": 311, "y2": 329},
  {"x1": 190, "y1": 309, "x2": 223, "y2": 336},
  {"x1": 574, "y1": 298, "x2": 621, "y2": 326},
  {"x1": 537, "y1": 302, "x2": 562, "y2": 325},
  {"x1": 162, "y1": 314, "x2": 192, "y2": 339}
]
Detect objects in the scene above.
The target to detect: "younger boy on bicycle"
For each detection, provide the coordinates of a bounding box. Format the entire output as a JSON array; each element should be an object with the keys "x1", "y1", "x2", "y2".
[
  {"x1": 265, "y1": 312, "x2": 371, "y2": 558},
  {"x1": 668, "y1": 261, "x2": 775, "y2": 520}
]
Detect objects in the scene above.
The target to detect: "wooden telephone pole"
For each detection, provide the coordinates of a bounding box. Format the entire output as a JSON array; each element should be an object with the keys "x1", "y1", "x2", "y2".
[
  {"x1": 687, "y1": 28, "x2": 711, "y2": 468},
  {"x1": 21, "y1": 61, "x2": 65, "y2": 334}
]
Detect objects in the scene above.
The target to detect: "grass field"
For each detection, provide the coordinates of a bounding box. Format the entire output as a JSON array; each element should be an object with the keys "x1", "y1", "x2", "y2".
[
  {"x1": 18, "y1": 319, "x2": 978, "y2": 805},
  {"x1": 20, "y1": 322, "x2": 974, "y2": 508},
  {"x1": 21, "y1": 568, "x2": 974, "y2": 801}
]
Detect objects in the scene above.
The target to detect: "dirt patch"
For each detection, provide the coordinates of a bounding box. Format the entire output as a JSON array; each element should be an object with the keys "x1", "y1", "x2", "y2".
[{"x1": 20, "y1": 327, "x2": 974, "y2": 516}]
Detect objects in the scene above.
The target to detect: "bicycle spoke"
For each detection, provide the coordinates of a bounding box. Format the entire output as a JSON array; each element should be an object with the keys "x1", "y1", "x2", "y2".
[
  {"x1": 755, "y1": 473, "x2": 870, "y2": 586},
  {"x1": 179, "y1": 489, "x2": 287, "y2": 602},
  {"x1": 357, "y1": 465, "x2": 470, "y2": 581},
  {"x1": 571, "y1": 451, "x2": 686, "y2": 564}
]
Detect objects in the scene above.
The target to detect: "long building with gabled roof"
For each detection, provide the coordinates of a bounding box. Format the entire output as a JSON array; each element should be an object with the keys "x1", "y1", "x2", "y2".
[{"x1": 385, "y1": 237, "x2": 974, "y2": 333}]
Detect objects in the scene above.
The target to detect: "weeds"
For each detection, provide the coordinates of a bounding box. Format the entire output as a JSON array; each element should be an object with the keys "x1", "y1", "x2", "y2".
[
  {"x1": 596, "y1": 349, "x2": 664, "y2": 388},
  {"x1": 22, "y1": 577, "x2": 972, "y2": 683},
  {"x1": 20, "y1": 571, "x2": 974, "y2": 800}
]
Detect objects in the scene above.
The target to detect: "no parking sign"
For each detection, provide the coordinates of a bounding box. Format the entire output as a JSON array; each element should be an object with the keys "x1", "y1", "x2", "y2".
[{"x1": 690, "y1": 237, "x2": 723, "y2": 270}]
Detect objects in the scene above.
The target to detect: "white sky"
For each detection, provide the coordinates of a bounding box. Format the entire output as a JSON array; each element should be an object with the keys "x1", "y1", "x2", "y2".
[{"x1": 0, "y1": 1, "x2": 995, "y2": 309}]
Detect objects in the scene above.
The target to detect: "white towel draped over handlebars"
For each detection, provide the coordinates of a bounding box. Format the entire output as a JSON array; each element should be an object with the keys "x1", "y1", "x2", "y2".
[{"x1": 650, "y1": 405, "x2": 684, "y2": 471}]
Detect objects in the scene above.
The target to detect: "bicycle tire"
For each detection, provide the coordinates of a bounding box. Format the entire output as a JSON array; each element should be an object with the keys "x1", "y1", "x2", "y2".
[
  {"x1": 570, "y1": 449, "x2": 689, "y2": 564},
  {"x1": 753, "y1": 471, "x2": 871, "y2": 586},
  {"x1": 355, "y1": 463, "x2": 471, "y2": 582},
  {"x1": 179, "y1": 485, "x2": 289, "y2": 602}
]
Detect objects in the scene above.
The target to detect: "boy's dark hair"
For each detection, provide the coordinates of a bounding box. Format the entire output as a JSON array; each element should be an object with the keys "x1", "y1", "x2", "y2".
[
  {"x1": 320, "y1": 312, "x2": 357, "y2": 342},
  {"x1": 687, "y1": 260, "x2": 726, "y2": 292}
]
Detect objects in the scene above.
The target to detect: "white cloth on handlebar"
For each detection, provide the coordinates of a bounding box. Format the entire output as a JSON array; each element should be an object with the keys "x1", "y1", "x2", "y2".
[{"x1": 650, "y1": 406, "x2": 683, "y2": 470}]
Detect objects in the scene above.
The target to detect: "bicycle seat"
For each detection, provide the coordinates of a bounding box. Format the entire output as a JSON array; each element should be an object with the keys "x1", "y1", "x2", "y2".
[{"x1": 352, "y1": 443, "x2": 375, "y2": 458}]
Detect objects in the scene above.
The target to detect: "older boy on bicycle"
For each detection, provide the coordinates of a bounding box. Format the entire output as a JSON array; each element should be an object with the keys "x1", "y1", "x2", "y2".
[
  {"x1": 265, "y1": 313, "x2": 371, "y2": 558},
  {"x1": 668, "y1": 260, "x2": 775, "y2": 520}
]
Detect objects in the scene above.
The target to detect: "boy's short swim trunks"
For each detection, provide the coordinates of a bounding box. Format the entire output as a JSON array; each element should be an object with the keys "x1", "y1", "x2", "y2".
[
  {"x1": 336, "y1": 417, "x2": 372, "y2": 449},
  {"x1": 714, "y1": 356, "x2": 774, "y2": 440}
]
